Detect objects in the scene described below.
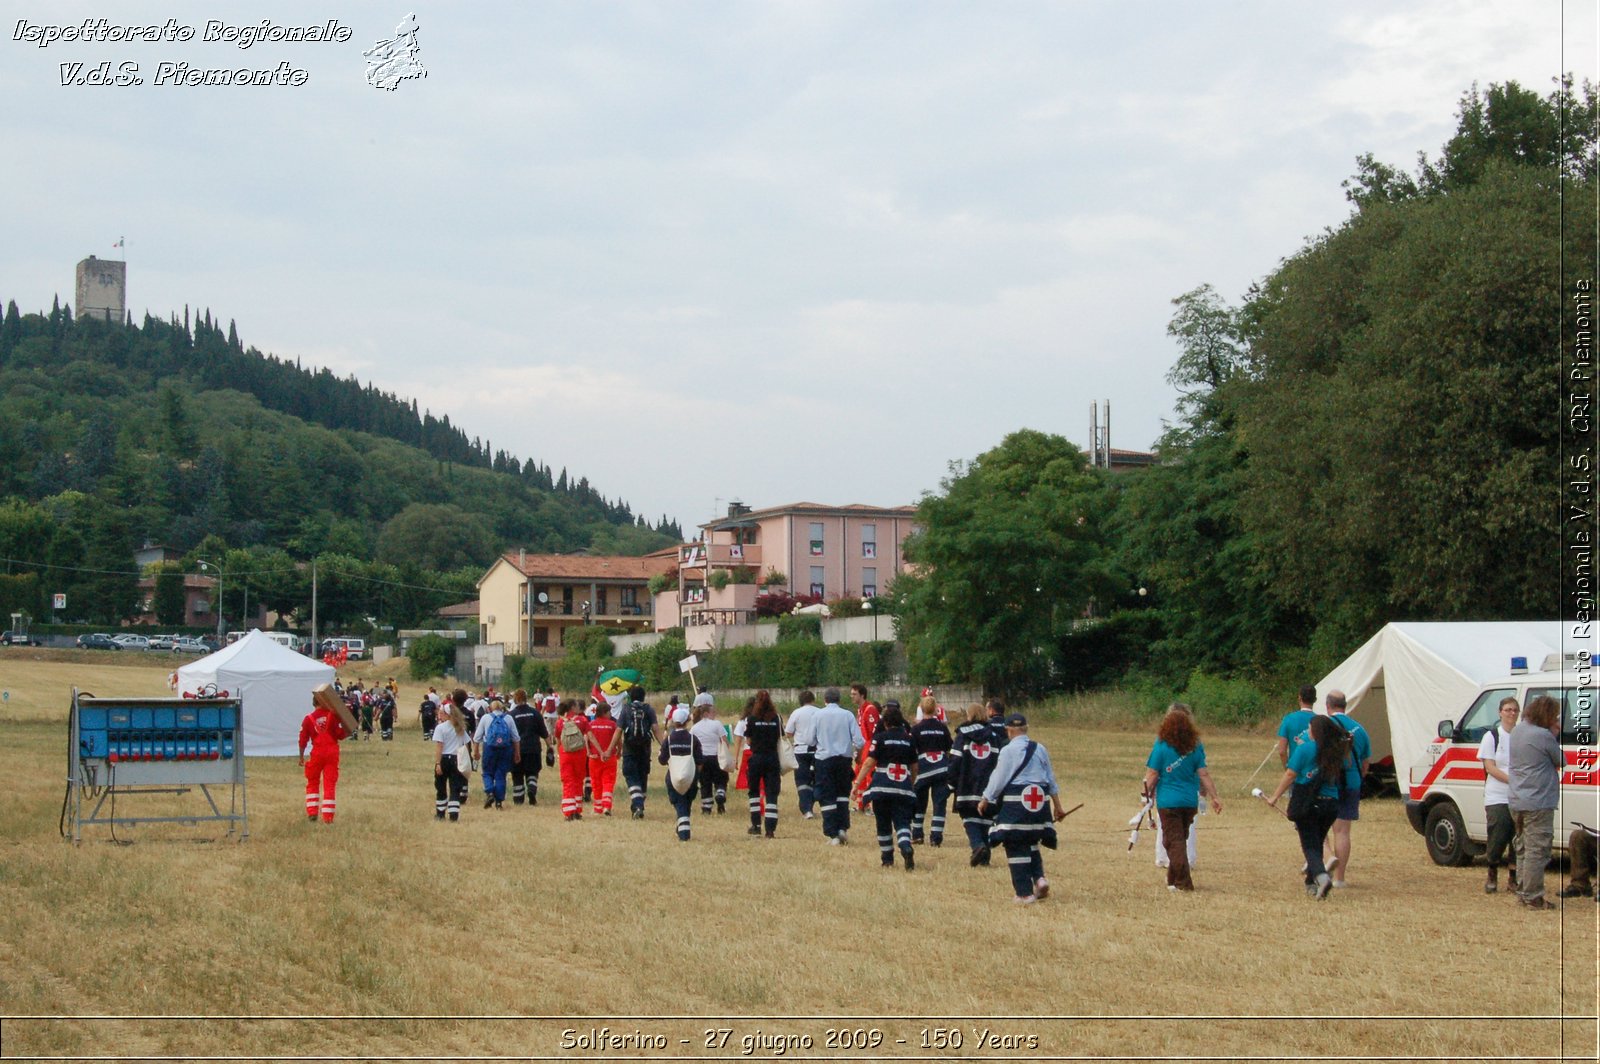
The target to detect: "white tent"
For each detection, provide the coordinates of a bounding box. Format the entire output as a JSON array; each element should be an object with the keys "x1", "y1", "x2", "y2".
[
  {"x1": 175, "y1": 630, "x2": 336, "y2": 756},
  {"x1": 1314, "y1": 621, "x2": 1575, "y2": 789}
]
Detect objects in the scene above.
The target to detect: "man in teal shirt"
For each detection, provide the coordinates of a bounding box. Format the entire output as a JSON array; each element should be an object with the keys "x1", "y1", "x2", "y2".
[{"x1": 1326, "y1": 690, "x2": 1371, "y2": 888}]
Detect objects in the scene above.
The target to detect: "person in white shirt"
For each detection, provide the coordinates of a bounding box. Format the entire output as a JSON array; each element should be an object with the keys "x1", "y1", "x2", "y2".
[
  {"x1": 689, "y1": 692, "x2": 729, "y2": 814},
  {"x1": 786, "y1": 690, "x2": 821, "y2": 819},
  {"x1": 1478, "y1": 696, "x2": 1520, "y2": 894}
]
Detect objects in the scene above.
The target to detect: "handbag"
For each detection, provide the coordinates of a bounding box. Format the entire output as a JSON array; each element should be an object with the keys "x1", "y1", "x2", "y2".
[
  {"x1": 778, "y1": 737, "x2": 798, "y2": 775},
  {"x1": 668, "y1": 739, "x2": 697, "y2": 794},
  {"x1": 715, "y1": 734, "x2": 732, "y2": 772},
  {"x1": 456, "y1": 743, "x2": 474, "y2": 775},
  {"x1": 1286, "y1": 777, "x2": 1317, "y2": 821}
]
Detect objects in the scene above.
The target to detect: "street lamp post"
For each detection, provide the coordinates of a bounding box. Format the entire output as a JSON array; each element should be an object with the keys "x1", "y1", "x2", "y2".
[{"x1": 197, "y1": 558, "x2": 224, "y2": 643}]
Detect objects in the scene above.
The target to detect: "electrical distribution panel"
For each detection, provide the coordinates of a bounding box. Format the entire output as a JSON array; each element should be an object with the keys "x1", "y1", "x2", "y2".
[{"x1": 66, "y1": 691, "x2": 249, "y2": 842}]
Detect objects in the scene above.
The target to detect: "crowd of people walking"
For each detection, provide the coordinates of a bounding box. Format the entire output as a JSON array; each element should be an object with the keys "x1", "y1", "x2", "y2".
[{"x1": 293, "y1": 676, "x2": 1591, "y2": 909}]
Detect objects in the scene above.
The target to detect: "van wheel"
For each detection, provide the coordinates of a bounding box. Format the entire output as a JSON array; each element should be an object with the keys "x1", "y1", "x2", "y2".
[{"x1": 1424, "y1": 802, "x2": 1472, "y2": 866}]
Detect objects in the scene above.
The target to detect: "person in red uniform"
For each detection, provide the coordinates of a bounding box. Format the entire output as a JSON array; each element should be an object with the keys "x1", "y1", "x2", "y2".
[
  {"x1": 298, "y1": 696, "x2": 350, "y2": 823},
  {"x1": 851, "y1": 683, "x2": 880, "y2": 811},
  {"x1": 554, "y1": 700, "x2": 591, "y2": 821},
  {"x1": 587, "y1": 700, "x2": 622, "y2": 816}
]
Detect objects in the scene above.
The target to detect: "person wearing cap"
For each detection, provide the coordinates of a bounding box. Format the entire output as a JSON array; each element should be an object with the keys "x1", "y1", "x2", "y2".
[
  {"x1": 618, "y1": 686, "x2": 663, "y2": 819},
  {"x1": 785, "y1": 690, "x2": 821, "y2": 819},
  {"x1": 979, "y1": 713, "x2": 1067, "y2": 904},
  {"x1": 509, "y1": 688, "x2": 549, "y2": 807},
  {"x1": 951, "y1": 701, "x2": 1007, "y2": 866},
  {"x1": 851, "y1": 700, "x2": 918, "y2": 870},
  {"x1": 689, "y1": 693, "x2": 729, "y2": 814},
  {"x1": 813, "y1": 687, "x2": 866, "y2": 844},
  {"x1": 471, "y1": 698, "x2": 521, "y2": 810},
  {"x1": 658, "y1": 705, "x2": 704, "y2": 841}
]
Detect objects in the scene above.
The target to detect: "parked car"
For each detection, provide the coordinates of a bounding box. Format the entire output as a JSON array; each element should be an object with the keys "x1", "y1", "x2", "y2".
[
  {"x1": 76, "y1": 633, "x2": 120, "y2": 650},
  {"x1": 111, "y1": 634, "x2": 150, "y2": 651},
  {"x1": 146, "y1": 634, "x2": 177, "y2": 651},
  {"x1": 173, "y1": 637, "x2": 210, "y2": 654},
  {"x1": 1, "y1": 630, "x2": 41, "y2": 646}
]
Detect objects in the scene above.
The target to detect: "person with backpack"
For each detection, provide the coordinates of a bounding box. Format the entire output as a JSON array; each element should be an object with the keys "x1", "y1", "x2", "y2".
[
  {"x1": 509, "y1": 688, "x2": 549, "y2": 806},
  {"x1": 472, "y1": 698, "x2": 522, "y2": 810},
  {"x1": 658, "y1": 706, "x2": 704, "y2": 841},
  {"x1": 555, "y1": 699, "x2": 591, "y2": 821},
  {"x1": 419, "y1": 695, "x2": 437, "y2": 740},
  {"x1": 618, "y1": 686, "x2": 663, "y2": 819},
  {"x1": 586, "y1": 699, "x2": 623, "y2": 816}
]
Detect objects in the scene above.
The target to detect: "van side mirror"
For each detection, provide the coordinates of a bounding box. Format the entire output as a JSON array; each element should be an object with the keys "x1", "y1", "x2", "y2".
[{"x1": 1437, "y1": 719, "x2": 1456, "y2": 740}]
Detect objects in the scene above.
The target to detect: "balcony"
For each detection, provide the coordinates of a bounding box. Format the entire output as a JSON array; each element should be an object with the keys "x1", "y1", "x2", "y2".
[{"x1": 678, "y1": 543, "x2": 762, "y2": 570}]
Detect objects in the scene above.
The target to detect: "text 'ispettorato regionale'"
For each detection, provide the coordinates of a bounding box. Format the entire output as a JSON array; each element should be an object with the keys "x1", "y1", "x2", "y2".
[{"x1": 14, "y1": 18, "x2": 353, "y2": 87}]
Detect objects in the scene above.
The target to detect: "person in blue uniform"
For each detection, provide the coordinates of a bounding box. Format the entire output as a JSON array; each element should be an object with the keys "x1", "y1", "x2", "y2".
[
  {"x1": 1274, "y1": 685, "x2": 1318, "y2": 767},
  {"x1": 658, "y1": 706, "x2": 703, "y2": 841},
  {"x1": 951, "y1": 702, "x2": 1008, "y2": 866},
  {"x1": 979, "y1": 713, "x2": 1066, "y2": 904},
  {"x1": 911, "y1": 708, "x2": 954, "y2": 846},
  {"x1": 1266, "y1": 713, "x2": 1351, "y2": 899},
  {"x1": 508, "y1": 688, "x2": 549, "y2": 806},
  {"x1": 812, "y1": 688, "x2": 865, "y2": 845},
  {"x1": 851, "y1": 701, "x2": 918, "y2": 870}
]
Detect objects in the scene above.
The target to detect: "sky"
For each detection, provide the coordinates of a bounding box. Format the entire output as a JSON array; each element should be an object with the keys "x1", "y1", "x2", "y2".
[{"x1": 2, "y1": 1, "x2": 1594, "y2": 533}]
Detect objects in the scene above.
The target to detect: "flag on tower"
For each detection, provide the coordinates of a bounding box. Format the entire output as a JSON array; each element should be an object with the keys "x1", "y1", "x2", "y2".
[{"x1": 113, "y1": 237, "x2": 124, "y2": 249}]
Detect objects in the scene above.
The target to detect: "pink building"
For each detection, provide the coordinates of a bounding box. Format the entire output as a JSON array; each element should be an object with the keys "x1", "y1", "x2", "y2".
[{"x1": 655, "y1": 501, "x2": 917, "y2": 629}]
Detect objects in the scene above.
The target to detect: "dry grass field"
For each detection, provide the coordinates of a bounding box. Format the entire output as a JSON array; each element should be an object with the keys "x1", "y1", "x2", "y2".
[{"x1": 0, "y1": 648, "x2": 1595, "y2": 1062}]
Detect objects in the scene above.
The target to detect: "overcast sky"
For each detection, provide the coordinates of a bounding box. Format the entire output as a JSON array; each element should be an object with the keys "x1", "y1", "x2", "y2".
[{"x1": 2, "y1": 1, "x2": 1593, "y2": 531}]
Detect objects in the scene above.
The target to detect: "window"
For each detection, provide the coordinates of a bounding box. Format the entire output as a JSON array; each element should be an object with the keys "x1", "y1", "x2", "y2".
[
  {"x1": 862, "y1": 568, "x2": 877, "y2": 599},
  {"x1": 1458, "y1": 688, "x2": 1517, "y2": 744},
  {"x1": 809, "y1": 522, "x2": 825, "y2": 556},
  {"x1": 1530, "y1": 686, "x2": 1593, "y2": 746},
  {"x1": 532, "y1": 626, "x2": 548, "y2": 647},
  {"x1": 862, "y1": 523, "x2": 876, "y2": 559},
  {"x1": 809, "y1": 566, "x2": 825, "y2": 599},
  {"x1": 621, "y1": 587, "x2": 638, "y2": 607}
]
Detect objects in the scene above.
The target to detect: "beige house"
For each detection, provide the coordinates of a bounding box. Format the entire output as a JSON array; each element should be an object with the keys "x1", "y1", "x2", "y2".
[
  {"x1": 656, "y1": 501, "x2": 917, "y2": 629},
  {"x1": 478, "y1": 550, "x2": 673, "y2": 656}
]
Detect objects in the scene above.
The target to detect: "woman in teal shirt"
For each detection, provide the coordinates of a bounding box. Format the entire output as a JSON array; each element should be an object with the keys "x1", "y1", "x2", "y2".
[
  {"x1": 1267, "y1": 714, "x2": 1352, "y2": 900},
  {"x1": 1142, "y1": 704, "x2": 1222, "y2": 892}
]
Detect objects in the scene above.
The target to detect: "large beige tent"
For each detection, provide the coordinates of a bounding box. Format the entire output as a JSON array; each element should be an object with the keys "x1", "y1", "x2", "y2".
[
  {"x1": 175, "y1": 630, "x2": 336, "y2": 756},
  {"x1": 1314, "y1": 621, "x2": 1574, "y2": 790}
]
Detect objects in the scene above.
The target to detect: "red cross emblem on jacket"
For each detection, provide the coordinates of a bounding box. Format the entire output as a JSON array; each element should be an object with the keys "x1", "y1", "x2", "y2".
[
  {"x1": 886, "y1": 763, "x2": 910, "y2": 782},
  {"x1": 1020, "y1": 784, "x2": 1047, "y2": 812}
]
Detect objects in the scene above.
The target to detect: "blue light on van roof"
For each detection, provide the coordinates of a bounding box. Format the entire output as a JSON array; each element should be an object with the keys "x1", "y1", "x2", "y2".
[{"x1": 1509, "y1": 656, "x2": 1528, "y2": 674}]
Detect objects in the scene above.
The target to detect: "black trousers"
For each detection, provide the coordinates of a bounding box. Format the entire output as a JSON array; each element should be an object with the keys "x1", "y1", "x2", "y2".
[
  {"x1": 511, "y1": 746, "x2": 541, "y2": 804},
  {"x1": 622, "y1": 746, "x2": 652, "y2": 812},
  {"x1": 746, "y1": 752, "x2": 781, "y2": 832},
  {"x1": 793, "y1": 751, "x2": 816, "y2": 814},
  {"x1": 1294, "y1": 799, "x2": 1339, "y2": 883},
  {"x1": 813, "y1": 756, "x2": 853, "y2": 838},
  {"x1": 697, "y1": 756, "x2": 728, "y2": 810}
]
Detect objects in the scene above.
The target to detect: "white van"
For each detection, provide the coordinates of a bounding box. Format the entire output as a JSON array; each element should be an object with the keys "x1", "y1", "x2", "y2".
[
  {"x1": 1405, "y1": 653, "x2": 1598, "y2": 865},
  {"x1": 321, "y1": 636, "x2": 367, "y2": 660},
  {"x1": 261, "y1": 632, "x2": 299, "y2": 651}
]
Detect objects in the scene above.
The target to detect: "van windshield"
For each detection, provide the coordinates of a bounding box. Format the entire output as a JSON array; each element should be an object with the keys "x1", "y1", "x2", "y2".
[{"x1": 1459, "y1": 688, "x2": 1517, "y2": 743}]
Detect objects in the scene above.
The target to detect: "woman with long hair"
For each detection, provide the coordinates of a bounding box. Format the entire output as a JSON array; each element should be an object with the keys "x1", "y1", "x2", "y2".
[
  {"x1": 431, "y1": 695, "x2": 471, "y2": 821},
  {"x1": 738, "y1": 690, "x2": 784, "y2": 838},
  {"x1": 1267, "y1": 713, "x2": 1350, "y2": 899},
  {"x1": 852, "y1": 700, "x2": 918, "y2": 871},
  {"x1": 1141, "y1": 703, "x2": 1221, "y2": 891}
]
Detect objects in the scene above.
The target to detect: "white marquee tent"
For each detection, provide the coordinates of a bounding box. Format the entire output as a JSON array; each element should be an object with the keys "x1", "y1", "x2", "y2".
[
  {"x1": 175, "y1": 630, "x2": 336, "y2": 756},
  {"x1": 1314, "y1": 621, "x2": 1579, "y2": 789}
]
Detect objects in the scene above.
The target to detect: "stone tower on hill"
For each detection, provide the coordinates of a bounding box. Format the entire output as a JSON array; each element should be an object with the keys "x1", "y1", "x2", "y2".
[{"x1": 75, "y1": 255, "x2": 125, "y2": 323}]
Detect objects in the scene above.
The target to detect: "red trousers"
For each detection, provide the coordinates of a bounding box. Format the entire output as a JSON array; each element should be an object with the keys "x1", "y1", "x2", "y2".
[
  {"x1": 304, "y1": 750, "x2": 339, "y2": 822},
  {"x1": 559, "y1": 749, "x2": 588, "y2": 816},
  {"x1": 588, "y1": 755, "x2": 618, "y2": 815}
]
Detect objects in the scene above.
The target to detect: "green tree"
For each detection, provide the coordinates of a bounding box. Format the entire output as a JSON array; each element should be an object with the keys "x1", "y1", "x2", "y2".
[
  {"x1": 891, "y1": 430, "x2": 1114, "y2": 695},
  {"x1": 375, "y1": 503, "x2": 497, "y2": 571},
  {"x1": 153, "y1": 564, "x2": 187, "y2": 626}
]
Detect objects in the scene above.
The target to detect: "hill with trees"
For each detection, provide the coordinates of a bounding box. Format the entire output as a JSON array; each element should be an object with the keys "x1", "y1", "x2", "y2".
[{"x1": 0, "y1": 301, "x2": 682, "y2": 627}]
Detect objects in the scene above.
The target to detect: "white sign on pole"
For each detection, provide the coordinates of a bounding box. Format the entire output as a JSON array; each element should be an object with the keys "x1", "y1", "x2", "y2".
[
  {"x1": 53, "y1": 593, "x2": 66, "y2": 609},
  {"x1": 678, "y1": 654, "x2": 699, "y2": 674}
]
